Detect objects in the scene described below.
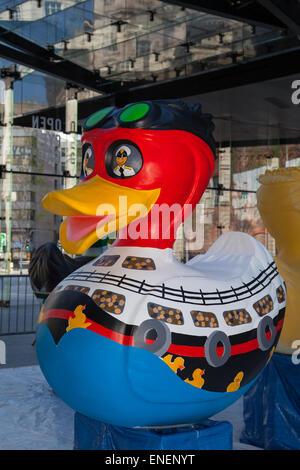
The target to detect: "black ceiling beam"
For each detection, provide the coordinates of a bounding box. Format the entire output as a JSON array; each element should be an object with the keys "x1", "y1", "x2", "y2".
[
  {"x1": 0, "y1": 26, "x2": 116, "y2": 92},
  {"x1": 257, "y1": 0, "x2": 300, "y2": 37},
  {"x1": 14, "y1": 45, "x2": 300, "y2": 132},
  {"x1": 0, "y1": 43, "x2": 99, "y2": 91},
  {"x1": 0, "y1": 25, "x2": 150, "y2": 94},
  {"x1": 161, "y1": 0, "x2": 286, "y2": 29},
  {"x1": 107, "y1": 46, "x2": 300, "y2": 104},
  {"x1": 0, "y1": 25, "x2": 61, "y2": 61}
]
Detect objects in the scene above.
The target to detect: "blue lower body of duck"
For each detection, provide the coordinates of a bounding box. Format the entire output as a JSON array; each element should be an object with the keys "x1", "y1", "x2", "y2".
[
  {"x1": 36, "y1": 322, "x2": 257, "y2": 427},
  {"x1": 38, "y1": 289, "x2": 285, "y2": 394}
]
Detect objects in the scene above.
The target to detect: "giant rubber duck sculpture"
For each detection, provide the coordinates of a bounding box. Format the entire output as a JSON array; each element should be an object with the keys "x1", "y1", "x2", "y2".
[
  {"x1": 257, "y1": 167, "x2": 300, "y2": 355},
  {"x1": 36, "y1": 100, "x2": 286, "y2": 427}
]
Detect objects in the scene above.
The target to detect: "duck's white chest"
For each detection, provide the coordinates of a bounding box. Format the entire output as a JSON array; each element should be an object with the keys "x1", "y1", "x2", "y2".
[{"x1": 55, "y1": 245, "x2": 285, "y2": 339}]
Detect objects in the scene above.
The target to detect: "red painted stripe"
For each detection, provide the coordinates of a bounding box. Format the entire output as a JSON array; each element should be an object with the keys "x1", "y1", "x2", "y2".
[
  {"x1": 87, "y1": 322, "x2": 134, "y2": 346},
  {"x1": 41, "y1": 308, "x2": 135, "y2": 346},
  {"x1": 42, "y1": 310, "x2": 284, "y2": 358},
  {"x1": 168, "y1": 343, "x2": 205, "y2": 357},
  {"x1": 42, "y1": 309, "x2": 74, "y2": 320},
  {"x1": 166, "y1": 319, "x2": 284, "y2": 357}
]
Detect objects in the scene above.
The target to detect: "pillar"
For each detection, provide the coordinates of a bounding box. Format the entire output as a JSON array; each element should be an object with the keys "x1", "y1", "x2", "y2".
[
  {"x1": 265, "y1": 156, "x2": 279, "y2": 257},
  {"x1": 64, "y1": 84, "x2": 79, "y2": 189},
  {"x1": 1, "y1": 74, "x2": 14, "y2": 274},
  {"x1": 218, "y1": 147, "x2": 232, "y2": 235},
  {"x1": 199, "y1": 180, "x2": 215, "y2": 251}
]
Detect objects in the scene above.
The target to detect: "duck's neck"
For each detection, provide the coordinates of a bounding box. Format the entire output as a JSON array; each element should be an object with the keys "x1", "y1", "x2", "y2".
[
  {"x1": 112, "y1": 226, "x2": 175, "y2": 249},
  {"x1": 112, "y1": 210, "x2": 183, "y2": 249}
]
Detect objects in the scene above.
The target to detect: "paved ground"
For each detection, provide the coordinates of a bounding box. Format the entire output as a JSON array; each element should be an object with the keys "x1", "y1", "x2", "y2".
[{"x1": 0, "y1": 333, "x2": 38, "y2": 368}]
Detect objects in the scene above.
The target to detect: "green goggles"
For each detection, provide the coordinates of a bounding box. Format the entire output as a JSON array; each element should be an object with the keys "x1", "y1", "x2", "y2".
[
  {"x1": 82, "y1": 102, "x2": 157, "y2": 132},
  {"x1": 81, "y1": 99, "x2": 216, "y2": 159}
]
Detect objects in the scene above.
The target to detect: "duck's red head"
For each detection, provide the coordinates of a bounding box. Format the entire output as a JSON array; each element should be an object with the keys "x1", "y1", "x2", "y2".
[{"x1": 42, "y1": 100, "x2": 216, "y2": 254}]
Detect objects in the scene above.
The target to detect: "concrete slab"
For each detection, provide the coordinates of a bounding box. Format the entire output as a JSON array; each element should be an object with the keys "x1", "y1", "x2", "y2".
[{"x1": 0, "y1": 333, "x2": 38, "y2": 368}]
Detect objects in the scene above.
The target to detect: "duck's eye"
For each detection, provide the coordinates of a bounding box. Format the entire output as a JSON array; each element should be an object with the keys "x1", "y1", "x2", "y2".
[
  {"x1": 105, "y1": 140, "x2": 143, "y2": 179},
  {"x1": 81, "y1": 143, "x2": 95, "y2": 179}
]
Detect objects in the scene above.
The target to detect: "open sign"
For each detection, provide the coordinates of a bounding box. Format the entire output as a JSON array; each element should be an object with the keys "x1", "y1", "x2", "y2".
[{"x1": 32, "y1": 115, "x2": 62, "y2": 131}]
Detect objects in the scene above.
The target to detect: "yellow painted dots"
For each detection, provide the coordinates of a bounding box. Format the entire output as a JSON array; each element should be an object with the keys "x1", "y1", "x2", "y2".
[
  {"x1": 122, "y1": 256, "x2": 156, "y2": 270},
  {"x1": 92, "y1": 289, "x2": 126, "y2": 315},
  {"x1": 148, "y1": 302, "x2": 184, "y2": 325}
]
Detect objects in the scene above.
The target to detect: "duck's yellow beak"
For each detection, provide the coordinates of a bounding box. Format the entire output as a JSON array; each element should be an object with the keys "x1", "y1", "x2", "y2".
[{"x1": 42, "y1": 175, "x2": 161, "y2": 254}]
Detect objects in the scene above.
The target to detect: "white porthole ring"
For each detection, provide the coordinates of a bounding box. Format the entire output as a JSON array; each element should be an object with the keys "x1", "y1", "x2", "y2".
[
  {"x1": 133, "y1": 319, "x2": 171, "y2": 357},
  {"x1": 205, "y1": 331, "x2": 231, "y2": 367},
  {"x1": 257, "y1": 316, "x2": 276, "y2": 351}
]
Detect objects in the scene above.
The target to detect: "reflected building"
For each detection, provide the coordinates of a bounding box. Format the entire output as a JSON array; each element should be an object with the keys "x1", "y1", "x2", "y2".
[
  {"x1": 0, "y1": 126, "x2": 65, "y2": 271},
  {"x1": 0, "y1": 0, "x2": 299, "y2": 271}
]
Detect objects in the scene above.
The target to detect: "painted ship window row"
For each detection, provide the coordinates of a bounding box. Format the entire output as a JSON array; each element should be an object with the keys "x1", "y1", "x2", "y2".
[{"x1": 61, "y1": 285, "x2": 284, "y2": 325}]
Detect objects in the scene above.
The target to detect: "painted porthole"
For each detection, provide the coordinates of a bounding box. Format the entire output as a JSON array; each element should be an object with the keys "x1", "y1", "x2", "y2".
[
  {"x1": 81, "y1": 143, "x2": 95, "y2": 179},
  {"x1": 204, "y1": 330, "x2": 231, "y2": 368},
  {"x1": 133, "y1": 319, "x2": 171, "y2": 356},
  {"x1": 105, "y1": 140, "x2": 143, "y2": 179},
  {"x1": 257, "y1": 316, "x2": 276, "y2": 351}
]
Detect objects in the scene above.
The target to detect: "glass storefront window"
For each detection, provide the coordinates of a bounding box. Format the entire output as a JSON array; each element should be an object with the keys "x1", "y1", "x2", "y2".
[{"x1": 0, "y1": 124, "x2": 81, "y2": 272}]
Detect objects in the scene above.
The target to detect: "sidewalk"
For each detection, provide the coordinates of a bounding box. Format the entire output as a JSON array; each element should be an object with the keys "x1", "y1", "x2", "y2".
[{"x1": 0, "y1": 333, "x2": 37, "y2": 368}]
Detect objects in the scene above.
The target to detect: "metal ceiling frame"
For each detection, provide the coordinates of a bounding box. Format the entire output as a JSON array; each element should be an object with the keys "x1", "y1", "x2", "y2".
[
  {"x1": 257, "y1": 0, "x2": 300, "y2": 37},
  {"x1": 0, "y1": 25, "x2": 128, "y2": 93},
  {"x1": 0, "y1": 43, "x2": 100, "y2": 92},
  {"x1": 0, "y1": 1, "x2": 295, "y2": 94},
  {"x1": 160, "y1": 0, "x2": 287, "y2": 30},
  {"x1": 13, "y1": 44, "x2": 300, "y2": 133},
  {"x1": 3, "y1": 0, "x2": 300, "y2": 136}
]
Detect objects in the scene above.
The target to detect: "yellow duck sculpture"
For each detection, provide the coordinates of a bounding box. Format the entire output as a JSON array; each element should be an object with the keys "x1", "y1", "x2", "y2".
[{"x1": 257, "y1": 167, "x2": 300, "y2": 354}]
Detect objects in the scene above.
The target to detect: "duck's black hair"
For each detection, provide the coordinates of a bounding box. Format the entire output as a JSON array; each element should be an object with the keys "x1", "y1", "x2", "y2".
[
  {"x1": 82, "y1": 99, "x2": 216, "y2": 158},
  {"x1": 29, "y1": 242, "x2": 91, "y2": 297}
]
